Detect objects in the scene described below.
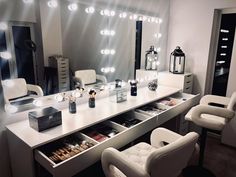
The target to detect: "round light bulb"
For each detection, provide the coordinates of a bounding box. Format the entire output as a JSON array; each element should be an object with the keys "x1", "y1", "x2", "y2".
[
  {"x1": 47, "y1": 0, "x2": 58, "y2": 8},
  {"x1": 104, "y1": 68, "x2": 110, "y2": 73},
  {"x1": 104, "y1": 9, "x2": 109, "y2": 16},
  {"x1": 5, "y1": 104, "x2": 18, "y2": 114},
  {"x1": 119, "y1": 12, "x2": 127, "y2": 18},
  {"x1": 54, "y1": 94, "x2": 64, "y2": 102},
  {"x1": 72, "y1": 90, "x2": 81, "y2": 98},
  {"x1": 33, "y1": 100, "x2": 43, "y2": 107},
  {"x1": 151, "y1": 17, "x2": 155, "y2": 23},
  {"x1": 85, "y1": 6, "x2": 95, "y2": 14},
  {"x1": 110, "y1": 11, "x2": 115, "y2": 16},
  {"x1": 68, "y1": 3, "x2": 78, "y2": 11},
  {"x1": 100, "y1": 30, "x2": 104, "y2": 35},
  {"x1": 138, "y1": 16, "x2": 143, "y2": 21},
  {"x1": 104, "y1": 49, "x2": 110, "y2": 55},
  {"x1": 110, "y1": 67, "x2": 115, "y2": 73},
  {"x1": 0, "y1": 22, "x2": 8, "y2": 31},
  {"x1": 110, "y1": 49, "x2": 115, "y2": 55},
  {"x1": 23, "y1": 0, "x2": 33, "y2": 4},
  {"x1": 143, "y1": 16, "x2": 147, "y2": 21},
  {"x1": 0, "y1": 51, "x2": 12, "y2": 60},
  {"x1": 100, "y1": 10, "x2": 104, "y2": 16},
  {"x1": 110, "y1": 30, "x2": 115, "y2": 36}
]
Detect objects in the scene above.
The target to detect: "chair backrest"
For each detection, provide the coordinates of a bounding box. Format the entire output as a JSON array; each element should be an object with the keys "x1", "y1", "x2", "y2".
[
  {"x1": 145, "y1": 132, "x2": 198, "y2": 177},
  {"x1": 75, "y1": 69, "x2": 96, "y2": 85},
  {"x1": 2, "y1": 78, "x2": 28, "y2": 102},
  {"x1": 227, "y1": 92, "x2": 236, "y2": 112}
]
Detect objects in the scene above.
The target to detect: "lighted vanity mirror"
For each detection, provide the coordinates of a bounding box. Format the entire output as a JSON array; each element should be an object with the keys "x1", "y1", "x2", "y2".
[{"x1": 0, "y1": 0, "x2": 162, "y2": 113}]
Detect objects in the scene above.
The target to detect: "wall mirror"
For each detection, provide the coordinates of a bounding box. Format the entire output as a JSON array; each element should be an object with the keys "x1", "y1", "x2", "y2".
[{"x1": 0, "y1": 0, "x2": 163, "y2": 113}]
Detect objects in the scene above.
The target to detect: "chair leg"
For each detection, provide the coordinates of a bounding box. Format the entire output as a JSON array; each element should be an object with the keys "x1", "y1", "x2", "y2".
[
  {"x1": 182, "y1": 128, "x2": 216, "y2": 177},
  {"x1": 199, "y1": 128, "x2": 207, "y2": 166}
]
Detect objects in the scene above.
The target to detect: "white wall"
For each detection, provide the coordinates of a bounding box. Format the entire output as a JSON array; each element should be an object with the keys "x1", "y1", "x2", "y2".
[
  {"x1": 39, "y1": 0, "x2": 63, "y2": 66},
  {"x1": 0, "y1": 0, "x2": 36, "y2": 22},
  {"x1": 167, "y1": 0, "x2": 236, "y2": 95},
  {"x1": 0, "y1": 1, "x2": 37, "y2": 177},
  {"x1": 226, "y1": 27, "x2": 236, "y2": 97}
]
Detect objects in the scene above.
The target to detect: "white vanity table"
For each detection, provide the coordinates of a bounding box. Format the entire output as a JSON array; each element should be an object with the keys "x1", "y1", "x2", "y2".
[{"x1": 6, "y1": 86, "x2": 200, "y2": 177}]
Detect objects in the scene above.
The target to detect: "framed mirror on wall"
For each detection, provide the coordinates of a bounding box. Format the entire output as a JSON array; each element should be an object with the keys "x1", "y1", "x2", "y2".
[{"x1": 0, "y1": 0, "x2": 166, "y2": 113}]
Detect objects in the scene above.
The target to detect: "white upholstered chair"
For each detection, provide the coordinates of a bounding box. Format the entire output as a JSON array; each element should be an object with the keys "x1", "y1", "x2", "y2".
[
  {"x1": 2, "y1": 78, "x2": 43, "y2": 104},
  {"x1": 182, "y1": 92, "x2": 236, "y2": 177},
  {"x1": 102, "y1": 127, "x2": 199, "y2": 177},
  {"x1": 74, "y1": 69, "x2": 107, "y2": 88}
]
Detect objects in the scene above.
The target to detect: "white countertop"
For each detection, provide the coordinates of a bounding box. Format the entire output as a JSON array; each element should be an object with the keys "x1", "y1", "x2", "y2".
[{"x1": 6, "y1": 86, "x2": 180, "y2": 148}]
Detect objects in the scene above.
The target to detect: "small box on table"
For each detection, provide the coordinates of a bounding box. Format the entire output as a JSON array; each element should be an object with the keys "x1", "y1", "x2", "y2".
[{"x1": 28, "y1": 107, "x2": 62, "y2": 132}]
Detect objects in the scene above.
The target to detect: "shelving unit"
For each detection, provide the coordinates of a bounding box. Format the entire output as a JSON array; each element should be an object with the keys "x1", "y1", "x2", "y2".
[{"x1": 6, "y1": 86, "x2": 200, "y2": 177}]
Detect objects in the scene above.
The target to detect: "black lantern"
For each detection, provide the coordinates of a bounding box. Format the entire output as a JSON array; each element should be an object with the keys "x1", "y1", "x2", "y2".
[
  {"x1": 145, "y1": 46, "x2": 158, "y2": 70},
  {"x1": 169, "y1": 46, "x2": 185, "y2": 74}
]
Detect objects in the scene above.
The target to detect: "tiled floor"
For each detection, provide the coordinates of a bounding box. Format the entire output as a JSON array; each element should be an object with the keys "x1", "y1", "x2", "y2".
[{"x1": 75, "y1": 135, "x2": 236, "y2": 177}]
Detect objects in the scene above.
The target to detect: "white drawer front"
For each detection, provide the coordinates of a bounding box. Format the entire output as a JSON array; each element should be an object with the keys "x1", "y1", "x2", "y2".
[{"x1": 184, "y1": 74, "x2": 193, "y2": 82}]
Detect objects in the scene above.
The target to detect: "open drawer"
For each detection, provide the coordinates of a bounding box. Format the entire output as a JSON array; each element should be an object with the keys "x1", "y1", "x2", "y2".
[
  {"x1": 34, "y1": 120, "x2": 126, "y2": 177},
  {"x1": 34, "y1": 132, "x2": 100, "y2": 177},
  {"x1": 81, "y1": 121, "x2": 126, "y2": 143},
  {"x1": 110, "y1": 110, "x2": 149, "y2": 128},
  {"x1": 106, "y1": 110, "x2": 157, "y2": 145},
  {"x1": 135, "y1": 104, "x2": 167, "y2": 117},
  {"x1": 156, "y1": 92, "x2": 200, "y2": 125}
]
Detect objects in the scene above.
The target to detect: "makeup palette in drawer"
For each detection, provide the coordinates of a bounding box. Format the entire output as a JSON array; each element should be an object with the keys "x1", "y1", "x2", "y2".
[
  {"x1": 37, "y1": 134, "x2": 95, "y2": 164},
  {"x1": 110, "y1": 116, "x2": 142, "y2": 128},
  {"x1": 82, "y1": 123, "x2": 120, "y2": 142},
  {"x1": 135, "y1": 105, "x2": 166, "y2": 116}
]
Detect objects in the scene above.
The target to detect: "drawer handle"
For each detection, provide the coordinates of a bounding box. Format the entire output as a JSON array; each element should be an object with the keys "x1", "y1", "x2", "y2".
[
  {"x1": 186, "y1": 75, "x2": 191, "y2": 77},
  {"x1": 185, "y1": 87, "x2": 190, "y2": 90},
  {"x1": 186, "y1": 81, "x2": 191, "y2": 84}
]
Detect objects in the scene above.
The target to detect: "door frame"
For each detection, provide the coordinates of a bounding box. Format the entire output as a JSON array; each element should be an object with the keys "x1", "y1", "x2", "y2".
[
  {"x1": 205, "y1": 8, "x2": 236, "y2": 95},
  {"x1": 8, "y1": 21, "x2": 37, "y2": 83}
]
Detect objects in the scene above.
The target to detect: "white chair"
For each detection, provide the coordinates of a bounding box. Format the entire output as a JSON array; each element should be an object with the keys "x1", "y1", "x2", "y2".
[
  {"x1": 182, "y1": 92, "x2": 236, "y2": 177},
  {"x1": 2, "y1": 78, "x2": 43, "y2": 104},
  {"x1": 102, "y1": 127, "x2": 199, "y2": 177},
  {"x1": 74, "y1": 69, "x2": 107, "y2": 88}
]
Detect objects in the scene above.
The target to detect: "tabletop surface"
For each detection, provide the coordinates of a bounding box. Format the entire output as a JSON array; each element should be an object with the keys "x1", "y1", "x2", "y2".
[{"x1": 6, "y1": 86, "x2": 180, "y2": 148}]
